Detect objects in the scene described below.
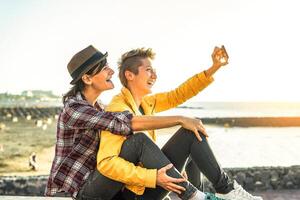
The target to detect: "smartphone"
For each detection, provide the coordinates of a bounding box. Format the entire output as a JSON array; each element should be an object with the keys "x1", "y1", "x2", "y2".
[{"x1": 221, "y1": 45, "x2": 229, "y2": 58}]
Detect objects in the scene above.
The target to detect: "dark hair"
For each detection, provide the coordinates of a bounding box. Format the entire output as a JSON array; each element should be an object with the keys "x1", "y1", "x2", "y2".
[
  {"x1": 118, "y1": 48, "x2": 155, "y2": 87},
  {"x1": 62, "y1": 59, "x2": 107, "y2": 103}
]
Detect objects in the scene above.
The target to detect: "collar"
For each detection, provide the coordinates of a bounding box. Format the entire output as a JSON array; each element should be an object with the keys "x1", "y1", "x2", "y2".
[
  {"x1": 67, "y1": 92, "x2": 102, "y2": 110},
  {"x1": 121, "y1": 87, "x2": 140, "y2": 115},
  {"x1": 120, "y1": 87, "x2": 153, "y2": 115}
]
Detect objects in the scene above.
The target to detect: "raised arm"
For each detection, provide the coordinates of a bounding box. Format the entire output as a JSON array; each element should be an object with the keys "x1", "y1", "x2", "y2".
[{"x1": 145, "y1": 45, "x2": 229, "y2": 113}]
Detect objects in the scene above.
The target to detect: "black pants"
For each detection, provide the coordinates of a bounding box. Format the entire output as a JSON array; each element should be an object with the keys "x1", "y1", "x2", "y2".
[{"x1": 77, "y1": 128, "x2": 233, "y2": 200}]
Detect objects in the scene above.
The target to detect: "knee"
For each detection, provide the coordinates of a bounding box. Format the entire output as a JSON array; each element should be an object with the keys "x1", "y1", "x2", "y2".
[
  {"x1": 120, "y1": 133, "x2": 150, "y2": 162},
  {"x1": 121, "y1": 132, "x2": 152, "y2": 159},
  {"x1": 178, "y1": 127, "x2": 207, "y2": 142},
  {"x1": 177, "y1": 127, "x2": 194, "y2": 138},
  {"x1": 126, "y1": 132, "x2": 150, "y2": 143},
  {"x1": 132, "y1": 132, "x2": 150, "y2": 141}
]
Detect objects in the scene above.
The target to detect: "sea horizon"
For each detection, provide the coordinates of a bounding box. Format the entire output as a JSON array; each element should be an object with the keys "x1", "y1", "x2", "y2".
[
  {"x1": 1, "y1": 91, "x2": 300, "y2": 118},
  {"x1": 160, "y1": 101, "x2": 300, "y2": 118}
]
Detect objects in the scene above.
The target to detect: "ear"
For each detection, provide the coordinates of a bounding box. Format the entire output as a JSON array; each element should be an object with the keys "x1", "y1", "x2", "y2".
[
  {"x1": 124, "y1": 70, "x2": 135, "y2": 81},
  {"x1": 81, "y1": 74, "x2": 92, "y2": 85}
]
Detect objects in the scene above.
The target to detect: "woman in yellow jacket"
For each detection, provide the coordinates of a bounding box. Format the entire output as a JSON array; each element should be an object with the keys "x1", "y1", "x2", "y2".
[
  {"x1": 48, "y1": 45, "x2": 214, "y2": 200},
  {"x1": 81, "y1": 47, "x2": 262, "y2": 200}
]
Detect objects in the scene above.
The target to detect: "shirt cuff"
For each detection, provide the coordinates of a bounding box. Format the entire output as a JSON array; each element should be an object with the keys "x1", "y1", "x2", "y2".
[
  {"x1": 112, "y1": 111, "x2": 133, "y2": 135},
  {"x1": 122, "y1": 111, "x2": 133, "y2": 132},
  {"x1": 144, "y1": 169, "x2": 157, "y2": 188},
  {"x1": 198, "y1": 71, "x2": 214, "y2": 83},
  {"x1": 122, "y1": 110, "x2": 133, "y2": 120}
]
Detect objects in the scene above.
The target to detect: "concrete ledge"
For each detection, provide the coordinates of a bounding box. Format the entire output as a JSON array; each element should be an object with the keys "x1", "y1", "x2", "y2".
[
  {"x1": 2, "y1": 106, "x2": 300, "y2": 127},
  {"x1": 1, "y1": 166, "x2": 300, "y2": 196},
  {"x1": 0, "y1": 197, "x2": 70, "y2": 200}
]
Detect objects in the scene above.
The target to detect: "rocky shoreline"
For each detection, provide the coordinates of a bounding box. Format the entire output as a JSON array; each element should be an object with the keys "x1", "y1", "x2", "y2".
[
  {"x1": 1, "y1": 107, "x2": 300, "y2": 127},
  {"x1": 0, "y1": 166, "x2": 299, "y2": 196},
  {"x1": 0, "y1": 107, "x2": 61, "y2": 121}
]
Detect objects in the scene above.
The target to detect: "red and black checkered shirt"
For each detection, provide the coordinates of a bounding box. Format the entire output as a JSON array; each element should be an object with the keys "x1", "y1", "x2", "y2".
[{"x1": 45, "y1": 92, "x2": 133, "y2": 198}]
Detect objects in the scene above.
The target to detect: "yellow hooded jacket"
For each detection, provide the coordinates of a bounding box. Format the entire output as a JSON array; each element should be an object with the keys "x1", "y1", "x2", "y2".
[{"x1": 96, "y1": 72, "x2": 213, "y2": 195}]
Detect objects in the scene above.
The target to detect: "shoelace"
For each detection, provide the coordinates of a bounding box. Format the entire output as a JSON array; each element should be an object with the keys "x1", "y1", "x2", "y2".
[{"x1": 234, "y1": 184, "x2": 255, "y2": 199}]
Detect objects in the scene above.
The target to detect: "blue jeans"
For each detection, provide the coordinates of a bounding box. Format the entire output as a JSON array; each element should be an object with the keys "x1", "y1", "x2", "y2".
[{"x1": 77, "y1": 128, "x2": 233, "y2": 200}]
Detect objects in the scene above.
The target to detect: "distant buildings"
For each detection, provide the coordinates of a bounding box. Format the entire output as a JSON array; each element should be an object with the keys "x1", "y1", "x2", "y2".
[
  {"x1": 21, "y1": 90, "x2": 58, "y2": 98},
  {"x1": 0, "y1": 90, "x2": 61, "y2": 107}
]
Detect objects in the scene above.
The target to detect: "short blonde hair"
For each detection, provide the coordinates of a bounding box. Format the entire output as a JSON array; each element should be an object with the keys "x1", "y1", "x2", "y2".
[{"x1": 118, "y1": 48, "x2": 156, "y2": 87}]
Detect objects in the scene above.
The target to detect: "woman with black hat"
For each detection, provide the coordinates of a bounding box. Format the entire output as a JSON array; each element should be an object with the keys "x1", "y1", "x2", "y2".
[{"x1": 45, "y1": 45, "x2": 208, "y2": 199}]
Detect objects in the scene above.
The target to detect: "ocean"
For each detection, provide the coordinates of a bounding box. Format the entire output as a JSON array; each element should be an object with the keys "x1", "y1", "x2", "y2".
[
  {"x1": 158, "y1": 101, "x2": 300, "y2": 118},
  {"x1": 156, "y1": 102, "x2": 300, "y2": 167}
]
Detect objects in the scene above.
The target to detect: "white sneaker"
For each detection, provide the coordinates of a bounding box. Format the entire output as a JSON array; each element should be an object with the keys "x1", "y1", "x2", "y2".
[{"x1": 215, "y1": 180, "x2": 263, "y2": 200}]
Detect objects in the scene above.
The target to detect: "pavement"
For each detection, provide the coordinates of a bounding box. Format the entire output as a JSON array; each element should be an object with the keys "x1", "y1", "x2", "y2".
[
  {"x1": 253, "y1": 190, "x2": 300, "y2": 200},
  {"x1": 166, "y1": 190, "x2": 300, "y2": 200},
  {"x1": 1, "y1": 191, "x2": 300, "y2": 199},
  {"x1": 0, "y1": 197, "x2": 70, "y2": 200}
]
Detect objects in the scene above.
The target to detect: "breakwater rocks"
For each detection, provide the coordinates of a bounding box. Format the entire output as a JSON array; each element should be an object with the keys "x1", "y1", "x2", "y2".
[
  {"x1": 1, "y1": 107, "x2": 300, "y2": 127},
  {"x1": 203, "y1": 166, "x2": 300, "y2": 193},
  {"x1": 0, "y1": 107, "x2": 62, "y2": 121},
  {"x1": 0, "y1": 166, "x2": 299, "y2": 196},
  {"x1": 202, "y1": 117, "x2": 300, "y2": 127},
  {"x1": 1, "y1": 106, "x2": 300, "y2": 128},
  {"x1": 0, "y1": 176, "x2": 49, "y2": 196}
]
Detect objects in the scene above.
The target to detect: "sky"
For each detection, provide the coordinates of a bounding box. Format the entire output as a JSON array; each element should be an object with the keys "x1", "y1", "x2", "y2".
[{"x1": 0, "y1": 0, "x2": 300, "y2": 103}]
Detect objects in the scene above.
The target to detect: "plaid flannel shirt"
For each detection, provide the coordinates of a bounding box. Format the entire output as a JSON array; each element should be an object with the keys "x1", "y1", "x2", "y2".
[{"x1": 45, "y1": 92, "x2": 133, "y2": 198}]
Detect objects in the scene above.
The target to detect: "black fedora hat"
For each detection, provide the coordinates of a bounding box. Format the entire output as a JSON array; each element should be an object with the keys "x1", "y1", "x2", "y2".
[{"x1": 67, "y1": 45, "x2": 108, "y2": 85}]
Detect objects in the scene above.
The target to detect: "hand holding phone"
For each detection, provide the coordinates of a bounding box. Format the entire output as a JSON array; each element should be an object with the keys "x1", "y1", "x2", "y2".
[
  {"x1": 220, "y1": 45, "x2": 229, "y2": 65},
  {"x1": 221, "y1": 45, "x2": 229, "y2": 59}
]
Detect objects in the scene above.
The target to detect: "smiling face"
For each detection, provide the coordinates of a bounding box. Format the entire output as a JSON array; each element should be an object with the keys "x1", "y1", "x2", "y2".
[
  {"x1": 90, "y1": 65, "x2": 115, "y2": 92},
  {"x1": 127, "y1": 58, "x2": 157, "y2": 96},
  {"x1": 82, "y1": 64, "x2": 115, "y2": 94}
]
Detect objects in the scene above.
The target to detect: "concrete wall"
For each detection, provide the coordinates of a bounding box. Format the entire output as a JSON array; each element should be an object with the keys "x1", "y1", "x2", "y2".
[
  {"x1": 2, "y1": 107, "x2": 300, "y2": 127},
  {"x1": 1, "y1": 166, "x2": 300, "y2": 196},
  {"x1": 204, "y1": 166, "x2": 300, "y2": 193}
]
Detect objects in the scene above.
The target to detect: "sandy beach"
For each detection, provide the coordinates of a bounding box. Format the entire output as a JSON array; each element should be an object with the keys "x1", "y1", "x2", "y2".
[{"x1": 156, "y1": 125, "x2": 300, "y2": 168}]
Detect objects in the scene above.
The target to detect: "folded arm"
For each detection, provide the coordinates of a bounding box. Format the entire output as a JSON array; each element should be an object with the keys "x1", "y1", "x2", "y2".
[{"x1": 63, "y1": 103, "x2": 133, "y2": 135}]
